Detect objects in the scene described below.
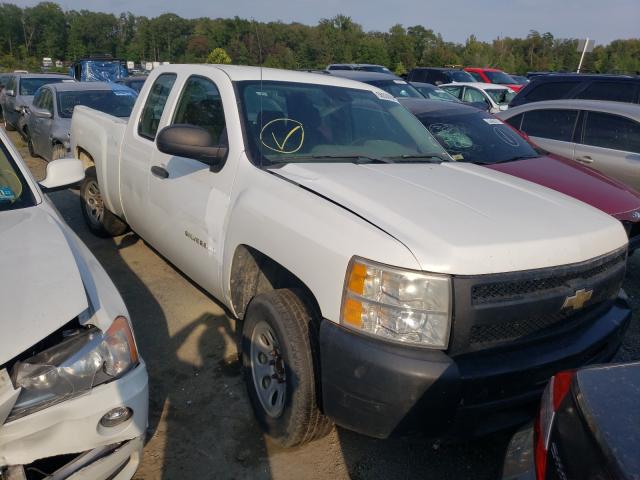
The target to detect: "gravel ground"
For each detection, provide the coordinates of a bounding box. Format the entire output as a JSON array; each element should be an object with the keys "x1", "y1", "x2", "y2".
[{"x1": 8, "y1": 128, "x2": 640, "y2": 479}]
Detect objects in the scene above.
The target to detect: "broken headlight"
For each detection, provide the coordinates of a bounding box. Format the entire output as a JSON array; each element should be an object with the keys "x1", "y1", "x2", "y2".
[{"x1": 8, "y1": 316, "x2": 138, "y2": 421}]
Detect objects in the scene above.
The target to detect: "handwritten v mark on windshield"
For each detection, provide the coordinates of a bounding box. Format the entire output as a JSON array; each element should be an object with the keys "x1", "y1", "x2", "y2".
[{"x1": 272, "y1": 125, "x2": 302, "y2": 151}]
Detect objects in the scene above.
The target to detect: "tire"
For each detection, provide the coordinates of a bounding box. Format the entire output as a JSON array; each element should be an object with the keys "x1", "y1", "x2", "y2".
[
  {"x1": 51, "y1": 143, "x2": 66, "y2": 160},
  {"x1": 80, "y1": 166, "x2": 128, "y2": 237},
  {"x1": 242, "y1": 289, "x2": 333, "y2": 447}
]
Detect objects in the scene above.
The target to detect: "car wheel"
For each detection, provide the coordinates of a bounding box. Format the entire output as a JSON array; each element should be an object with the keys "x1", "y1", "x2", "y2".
[
  {"x1": 80, "y1": 166, "x2": 129, "y2": 237},
  {"x1": 51, "y1": 144, "x2": 66, "y2": 161},
  {"x1": 242, "y1": 288, "x2": 333, "y2": 447}
]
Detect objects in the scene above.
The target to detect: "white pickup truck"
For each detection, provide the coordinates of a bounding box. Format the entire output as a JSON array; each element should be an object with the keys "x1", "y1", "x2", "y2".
[{"x1": 71, "y1": 64, "x2": 631, "y2": 446}]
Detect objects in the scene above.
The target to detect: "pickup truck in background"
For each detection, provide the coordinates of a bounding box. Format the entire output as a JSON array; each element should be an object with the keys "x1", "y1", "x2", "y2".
[{"x1": 71, "y1": 64, "x2": 631, "y2": 447}]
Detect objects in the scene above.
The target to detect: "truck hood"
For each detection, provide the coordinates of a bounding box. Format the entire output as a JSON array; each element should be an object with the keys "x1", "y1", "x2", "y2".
[
  {"x1": 487, "y1": 155, "x2": 640, "y2": 221},
  {"x1": 0, "y1": 207, "x2": 88, "y2": 365},
  {"x1": 275, "y1": 162, "x2": 627, "y2": 275}
]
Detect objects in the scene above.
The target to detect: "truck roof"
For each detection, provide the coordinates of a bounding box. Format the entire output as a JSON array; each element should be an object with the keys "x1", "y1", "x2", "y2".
[{"x1": 154, "y1": 64, "x2": 384, "y2": 91}]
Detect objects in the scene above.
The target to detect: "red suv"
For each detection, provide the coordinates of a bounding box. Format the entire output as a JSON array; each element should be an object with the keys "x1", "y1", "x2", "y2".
[{"x1": 464, "y1": 67, "x2": 524, "y2": 92}]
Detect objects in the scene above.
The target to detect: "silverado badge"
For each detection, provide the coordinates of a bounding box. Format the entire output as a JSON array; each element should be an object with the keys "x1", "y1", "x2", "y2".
[{"x1": 562, "y1": 288, "x2": 593, "y2": 310}]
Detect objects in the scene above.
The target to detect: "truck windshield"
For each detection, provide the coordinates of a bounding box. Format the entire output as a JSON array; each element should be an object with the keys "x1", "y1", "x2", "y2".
[
  {"x1": 414, "y1": 109, "x2": 541, "y2": 164},
  {"x1": 20, "y1": 78, "x2": 67, "y2": 96},
  {"x1": 485, "y1": 71, "x2": 517, "y2": 85},
  {"x1": 449, "y1": 71, "x2": 475, "y2": 82},
  {"x1": 0, "y1": 141, "x2": 35, "y2": 211},
  {"x1": 237, "y1": 80, "x2": 448, "y2": 166},
  {"x1": 57, "y1": 89, "x2": 137, "y2": 118}
]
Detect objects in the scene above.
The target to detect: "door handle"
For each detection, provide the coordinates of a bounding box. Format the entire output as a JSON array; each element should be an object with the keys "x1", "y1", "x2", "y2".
[
  {"x1": 576, "y1": 155, "x2": 593, "y2": 164},
  {"x1": 151, "y1": 165, "x2": 169, "y2": 179}
]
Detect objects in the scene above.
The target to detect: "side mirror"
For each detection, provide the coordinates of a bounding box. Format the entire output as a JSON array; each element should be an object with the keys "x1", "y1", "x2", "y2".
[
  {"x1": 38, "y1": 157, "x2": 84, "y2": 193},
  {"x1": 4, "y1": 89, "x2": 15, "y2": 97},
  {"x1": 33, "y1": 108, "x2": 52, "y2": 119},
  {"x1": 156, "y1": 124, "x2": 227, "y2": 167}
]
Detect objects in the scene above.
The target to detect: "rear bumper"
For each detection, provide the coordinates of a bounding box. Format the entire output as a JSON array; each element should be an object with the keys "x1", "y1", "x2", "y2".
[{"x1": 319, "y1": 297, "x2": 630, "y2": 439}]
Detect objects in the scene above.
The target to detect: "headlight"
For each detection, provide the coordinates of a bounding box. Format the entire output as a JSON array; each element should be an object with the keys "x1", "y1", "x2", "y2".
[
  {"x1": 8, "y1": 316, "x2": 138, "y2": 421},
  {"x1": 340, "y1": 257, "x2": 451, "y2": 348}
]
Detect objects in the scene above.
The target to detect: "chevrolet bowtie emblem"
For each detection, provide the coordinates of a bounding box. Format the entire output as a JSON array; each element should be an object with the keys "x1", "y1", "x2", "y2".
[{"x1": 562, "y1": 288, "x2": 593, "y2": 310}]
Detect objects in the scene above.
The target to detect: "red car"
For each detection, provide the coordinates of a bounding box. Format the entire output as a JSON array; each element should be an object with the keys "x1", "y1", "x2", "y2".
[
  {"x1": 464, "y1": 67, "x2": 524, "y2": 92},
  {"x1": 400, "y1": 98, "x2": 640, "y2": 249}
]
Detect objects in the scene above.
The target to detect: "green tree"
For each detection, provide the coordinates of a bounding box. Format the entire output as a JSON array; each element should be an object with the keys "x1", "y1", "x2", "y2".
[{"x1": 207, "y1": 47, "x2": 231, "y2": 64}]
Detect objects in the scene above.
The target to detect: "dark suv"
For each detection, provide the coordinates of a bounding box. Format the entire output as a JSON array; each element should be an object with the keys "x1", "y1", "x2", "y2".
[
  {"x1": 510, "y1": 74, "x2": 640, "y2": 107},
  {"x1": 406, "y1": 67, "x2": 475, "y2": 85}
]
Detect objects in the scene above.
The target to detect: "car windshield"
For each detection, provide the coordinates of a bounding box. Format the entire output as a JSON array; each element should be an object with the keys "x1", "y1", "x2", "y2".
[
  {"x1": 368, "y1": 80, "x2": 423, "y2": 98},
  {"x1": 57, "y1": 89, "x2": 137, "y2": 118},
  {"x1": 415, "y1": 109, "x2": 540, "y2": 164},
  {"x1": 238, "y1": 80, "x2": 448, "y2": 166},
  {"x1": 449, "y1": 71, "x2": 475, "y2": 82},
  {"x1": 19, "y1": 77, "x2": 68, "y2": 96},
  {"x1": 485, "y1": 88, "x2": 516, "y2": 105},
  {"x1": 485, "y1": 71, "x2": 516, "y2": 85},
  {"x1": 126, "y1": 79, "x2": 146, "y2": 93},
  {"x1": 0, "y1": 140, "x2": 35, "y2": 211},
  {"x1": 415, "y1": 86, "x2": 460, "y2": 102}
]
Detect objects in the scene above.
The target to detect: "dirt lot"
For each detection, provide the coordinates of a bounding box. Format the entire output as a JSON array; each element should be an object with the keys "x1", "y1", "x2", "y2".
[{"x1": 8, "y1": 128, "x2": 640, "y2": 479}]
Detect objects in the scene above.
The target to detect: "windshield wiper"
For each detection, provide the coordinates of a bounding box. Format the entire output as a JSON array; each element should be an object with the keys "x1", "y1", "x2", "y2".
[
  {"x1": 488, "y1": 154, "x2": 541, "y2": 165},
  {"x1": 265, "y1": 154, "x2": 394, "y2": 166},
  {"x1": 394, "y1": 153, "x2": 450, "y2": 162}
]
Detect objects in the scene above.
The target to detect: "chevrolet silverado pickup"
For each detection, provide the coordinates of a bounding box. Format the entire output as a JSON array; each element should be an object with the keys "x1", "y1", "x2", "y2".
[{"x1": 71, "y1": 64, "x2": 631, "y2": 447}]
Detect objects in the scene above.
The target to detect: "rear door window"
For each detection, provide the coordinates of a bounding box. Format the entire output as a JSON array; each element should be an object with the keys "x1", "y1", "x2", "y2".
[
  {"x1": 583, "y1": 111, "x2": 640, "y2": 153},
  {"x1": 520, "y1": 109, "x2": 579, "y2": 141},
  {"x1": 504, "y1": 113, "x2": 524, "y2": 130},
  {"x1": 575, "y1": 81, "x2": 637, "y2": 103},
  {"x1": 462, "y1": 87, "x2": 486, "y2": 103},
  {"x1": 525, "y1": 81, "x2": 580, "y2": 101},
  {"x1": 138, "y1": 73, "x2": 177, "y2": 140}
]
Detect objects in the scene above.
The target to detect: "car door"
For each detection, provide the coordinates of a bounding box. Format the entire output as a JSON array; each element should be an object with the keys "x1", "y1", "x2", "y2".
[
  {"x1": 518, "y1": 108, "x2": 579, "y2": 160},
  {"x1": 27, "y1": 88, "x2": 45, "y2": 155},
  {"x1": 119, "y1": 72, "x2": 178, "y2": 241},
  {"x1": 574, "y1": 111, "x2": 640, "y2": 190},
  {"x1": 3, "y1": 77, "x2": 18, "y2": 127},
  {"x1": 147, "y1": 71, "x2": 239, "y2": 296}
]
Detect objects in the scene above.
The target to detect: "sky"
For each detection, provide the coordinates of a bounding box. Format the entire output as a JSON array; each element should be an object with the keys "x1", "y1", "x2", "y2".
[{"x1": 8, "y1": 0, "x2": 640, "y2": 44}]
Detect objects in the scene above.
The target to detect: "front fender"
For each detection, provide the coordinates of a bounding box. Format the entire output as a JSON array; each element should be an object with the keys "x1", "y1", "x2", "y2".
[{"x1": 222, "y1": 164, "x2": 419, "y2": 322}]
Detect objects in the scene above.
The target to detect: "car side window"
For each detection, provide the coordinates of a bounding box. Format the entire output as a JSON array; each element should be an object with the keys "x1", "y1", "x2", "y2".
[
  {"x1": 172, "y1": 76, "x2": 227, "y2": 145},
  {"x1": 583, "y1": 111, "x2": 640, "y2": 154},
  {"x1": 138, "y1": 73, "x2": 177, "y2": 140},
  {"x1": 526, "y1": 81, "x2": 580, "y2": 101},
  {"x1": 469, "y1": 72, "x2": 484, "y2": 82},
  {"x1": 575, "y1": 82, "x2": 636, "y2": 103},
  {"x1": 463, "y1": 87, "x2": 485, "y2": 103},
  {"x1": 41, "y1": 90, "x2": 53, "y2": 114},
  {"x1": 442, "y1": 86, "x2": 462, "y2": 99},
  {"x1": 32, "y1": 89, "x2": 43, "y2": 108},
  {"x1": 504, "y1": 113, "x2": 524, "y2": 130},
  {"x1": 6, "y1": 77, "x2": 16, "y2": 92},
  {"x1": 520, "y1": 109, "x2": 578, "y2": 142}
]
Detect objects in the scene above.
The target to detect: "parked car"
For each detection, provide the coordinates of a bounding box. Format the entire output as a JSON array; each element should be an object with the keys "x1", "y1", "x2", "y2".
[
  {"x1": 440, "y1": 82, "x2": 516, "y2": 113},
  {"x1": 326, "y1": 63, "x2": 392, "y2": 74},
  {"x1": 409, "y1": 82, "x2": 463, "y2": 102},
  {"x1": 115, "y1": 75, "x2": 148, "y2": 93},
  {"x1": 25, "y1": 82, "x2": 137, "y2": 162},
  {"x1": 502, "y1": 361, "x2": 640, "y2": 480},
  {"x1": 71, "y1": 64, "x2": 630, "y2": 448},
  {"x1": 327, "y1": 70, "x2": 423, "y2": 98},
  {"x1": 509, "y1": 73, "x2": 640, "y2": 107},
  {"x1": 497, "y1": 99, "x2": 640, "y2": 191},
  {"x1": 400, "y1": 98, "x2": 640, "y2": 249},
  {"x1": 509, "y1": 74, "x2": 529, "y2": 86},
  {"x1": 0, "y1": 73, "x2": 74, "y2": 135},
  {"x1": 463, "y1": 67, "x2": 524, "y2": 92},
  {"x1": 406, "y1": 67, "x2": 476, "y2": 85},
  {"x1": 0, "y1": 129, "x2": 148, "y2": 479}
]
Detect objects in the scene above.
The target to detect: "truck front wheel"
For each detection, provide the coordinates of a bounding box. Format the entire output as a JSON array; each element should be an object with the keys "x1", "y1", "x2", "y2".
[
  {"x1": 242, "y1": 289, "x2": 333, "y2": 447},
  {"x1": 80, "y1": 166, "x2": 128, "y2": 237}
]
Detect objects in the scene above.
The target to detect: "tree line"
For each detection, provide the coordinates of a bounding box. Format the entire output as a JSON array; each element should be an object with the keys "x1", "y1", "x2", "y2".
[{"x1": 1, "y1": 2, "x2": 639, "y2": 75}]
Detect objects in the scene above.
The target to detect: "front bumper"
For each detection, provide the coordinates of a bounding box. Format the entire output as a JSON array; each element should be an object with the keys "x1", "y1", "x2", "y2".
[
  {"x1": 501, "y1": 423, "x2": 535, "y2": 480},
  {"x1": 319, "y1": 297, "x2": 630, "y2": 439},
  {"x1": 0, "y1": 361, "x2": 148, "y2": 478}
]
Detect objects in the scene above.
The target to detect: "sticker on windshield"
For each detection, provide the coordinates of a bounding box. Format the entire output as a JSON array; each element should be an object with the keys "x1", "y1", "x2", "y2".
[
  {"x1": 372, "y1": 90, "x2": 398, "y2": 102},
  {"x1": 260, "y1": 118, "x2": 305, "y2": 154},
  {"x1": 493, "y1": 126, "x2": 521, "y2": 147},
  {"x1": 0, "y1": 186, "x2": 16, "y2": 203},
  {"x1": 483, "y1": 118, "x2": 503, "y2": 125}
]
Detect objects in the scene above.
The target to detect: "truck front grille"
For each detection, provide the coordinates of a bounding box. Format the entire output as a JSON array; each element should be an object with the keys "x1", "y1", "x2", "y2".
[{"x1": 450, "y1": 248, "x2": 627, "y2": 355}]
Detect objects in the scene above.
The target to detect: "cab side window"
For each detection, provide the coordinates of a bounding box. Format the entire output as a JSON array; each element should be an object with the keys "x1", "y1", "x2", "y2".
[
  {"x1": 583, "y1": 112, "x2": 640, "y2": 154},
  {"x1": 41, "y1": 90, "x2": 53, "y2": 115},
  {"x1": 172, "y1": 76, "x2": 227, "y2": 145},
  {"x1": 32, "y1": 89, "x2": 44, "y2": 109},
  {"x1": 138, "y1": 73, "x2": 177, "y2": 140},
  {"x1": 575, "y1": 81, "x2": 636, "y2": 103},
  {"x1": 520, "y1": 109, "x2": 578, "y2": 142}
]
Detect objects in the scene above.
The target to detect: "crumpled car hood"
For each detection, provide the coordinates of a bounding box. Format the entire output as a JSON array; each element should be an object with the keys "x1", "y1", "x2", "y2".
[
  {"x1": 0, "y1": 207, "x2": 87, "y2": 365},
  {"x1": 275, "y1": 162, "x2": 627, "y2": 275}
]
